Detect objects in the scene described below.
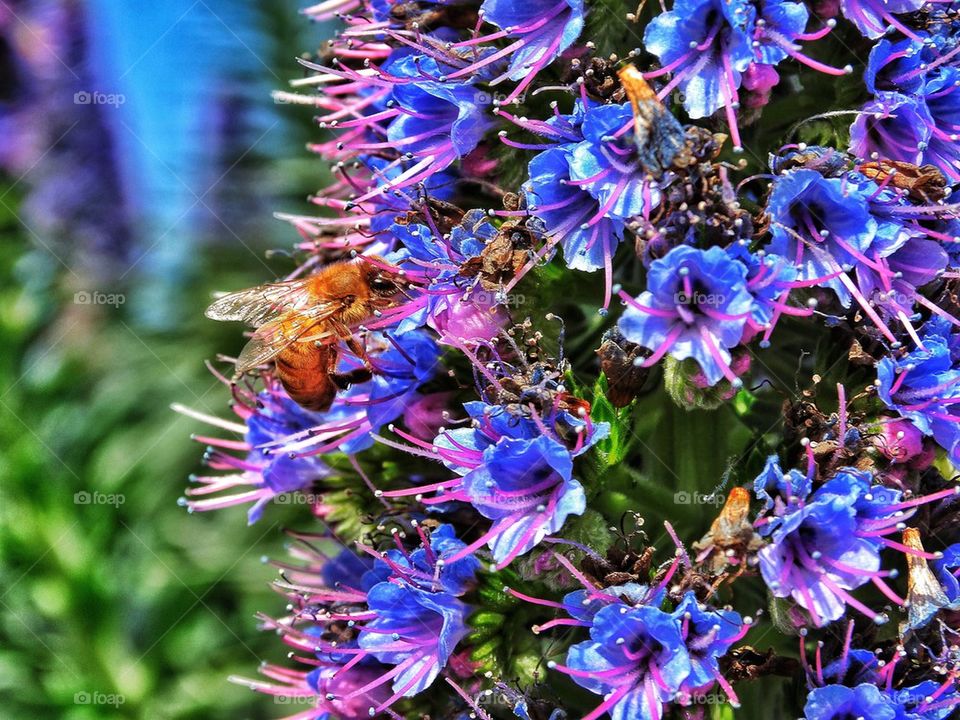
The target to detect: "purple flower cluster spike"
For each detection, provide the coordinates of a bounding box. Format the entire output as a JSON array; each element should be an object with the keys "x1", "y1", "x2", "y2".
[{"x1": 177, "y1": 0, "x2": 960, "y2": 717}]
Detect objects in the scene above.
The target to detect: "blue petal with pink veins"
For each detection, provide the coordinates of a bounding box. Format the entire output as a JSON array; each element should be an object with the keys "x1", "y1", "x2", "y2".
[
  {"x1": 766, "y1": 170, "x2": 879, "y2": 306},
  {"x1": 484, "y1": 481, "x2": 585, "y2": 562},
  {"x1": 759, "y1": 499, "x2": 881, "y2": 624},
  {"x1": 359, "y1": 580, "x2": 468, "y2": 695},
  {"x1": 877, "y1": 323, "x2": 960, "y2": 463},
  {"x1": 752, "y1": 454, "x2": 811, "y2": 515},
  {"x1": 849, "y1": 93, "x2": 932, "y2": 166},
  {"x1": 804, "y1": 684, "x2": 896, "y2": 720},
  {"x1": 753, "y1": 0, "x2": 809, "y2": 65},
  {"x1": 671, "y1": 591, "x2": 743, "y2": 689},
  {"x1": 644, "y1": 0, "x2": 755, "y2": 119},
  {"x1": 619, "y1": 245, "x2": 754, "y2": 385},
  {"x1": 565, "y1": 604, "x2": 691, "y2": 720},
  {"x1": 934, "y1": 544, "x2": 960, "y2": 602},
  {"x1": 840, "y1": 0, "x2": 925, "y2": 39},
  {"x1": 865, "y1": 38, "x2": 926, "y2": 94},
  {"x1": 480, "y1": 0, "x2": 584, "y2": 81},
  {"x1": 526, "y1": 146, "x2": 625, "y2": 272}
]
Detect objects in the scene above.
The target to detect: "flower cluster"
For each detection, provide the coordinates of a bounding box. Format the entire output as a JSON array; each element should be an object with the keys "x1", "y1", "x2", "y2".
[
  {"x1": 550, "y1": 584, "x2": 748, "y2": 720},
  {"x1": 178, "y1": 0, "x2": 960, "y2": 717},
  {"x1": 235, "y1": 523, "x2": 480, "y2": 718},
  {"x1": 752, "y1": 457, "x2": 958, "y2": 626}
]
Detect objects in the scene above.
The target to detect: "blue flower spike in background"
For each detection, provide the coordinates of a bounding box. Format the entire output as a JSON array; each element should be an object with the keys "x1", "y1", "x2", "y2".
[{"x1": 8, "y1": 0, "x2": 960, "y2": 718}]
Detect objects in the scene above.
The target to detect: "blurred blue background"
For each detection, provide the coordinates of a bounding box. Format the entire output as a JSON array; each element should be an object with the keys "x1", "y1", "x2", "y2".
[{"x1": 0, "y1": 1, "x2": 330, "y2": 717}]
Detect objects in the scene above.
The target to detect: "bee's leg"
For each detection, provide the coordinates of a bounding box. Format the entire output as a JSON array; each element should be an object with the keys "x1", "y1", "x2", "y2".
[
  {"x1": 344, "y1": 334, "x2": 376, "y2": 372},
  {"x1": 325, "y1": 338, "x2": 373, "y2": 389},
  {"x1": 330, "y1": 368, "x2": 373, "y2": 389}
]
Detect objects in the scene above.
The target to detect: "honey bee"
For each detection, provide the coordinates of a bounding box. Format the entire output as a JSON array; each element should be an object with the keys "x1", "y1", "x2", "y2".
[
  {"x1": 206, "y1": 255, "x2": 407, "y2": 411},
  {"x1": 617, "y1": 63, "x2": 686, "y2": 173}
]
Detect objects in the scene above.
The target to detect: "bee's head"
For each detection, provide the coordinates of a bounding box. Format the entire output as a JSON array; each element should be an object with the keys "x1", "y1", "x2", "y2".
[{"x1": 362, "y1": 256, "x2": 405, "y2": 298}]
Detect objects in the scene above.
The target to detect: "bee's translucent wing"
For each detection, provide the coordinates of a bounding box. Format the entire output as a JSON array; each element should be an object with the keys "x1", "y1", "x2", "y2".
[
  {"x1": 233, "y1": 301, "x2": 346, "y2": 376},
  {"x1": 205, "y1": 277, "x2": 317, "y2": 327}
]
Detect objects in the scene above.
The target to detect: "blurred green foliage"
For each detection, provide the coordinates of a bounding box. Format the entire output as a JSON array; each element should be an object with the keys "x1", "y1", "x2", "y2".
[
  {"x1": 0, "y1": 201, "x2": 298, "y2": 719},
  {"x1": 0, "y1": 5, "x2": 343, "y2": 717}
]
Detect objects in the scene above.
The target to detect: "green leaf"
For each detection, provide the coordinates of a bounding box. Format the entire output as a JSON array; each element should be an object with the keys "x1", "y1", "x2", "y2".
[{"x1": 590, "y1": 374, "x2": 632, "y2": 466}]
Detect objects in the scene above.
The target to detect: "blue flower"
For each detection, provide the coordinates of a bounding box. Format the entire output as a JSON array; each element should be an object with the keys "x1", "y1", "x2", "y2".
[
  {"x1": 765, "y1": 169, "x2": 893, "y2": 306},
  {"x1": 562, "y1": 583, "x2": 664, "y2": 624},
  {"x1": 727, "y1": 242, "x2": 799, "y2": 333},
  {"x1": 391, "y1": 401, "x2": 607, "y2": 564},
  {"x1": 360, "y1": 330, "x2": 443, "y2": 430},
  {"x1": 918, "y1": 67, "x2": 960, "y2": 182},
  {"x1": 480, "y1": 0, "x2": 584, "y2": 82},
  {"x1": 821, "y1": 649, "x2": 881, "y2": 686},
  {"x1": 357, "y1": 580, "x2": 468, "y2": 697},
  {"x1": 358, "y1": 580, "x2": 470, "y2": 696},
  {"x1": 526, "y1": 146, "x2": 627, "y2": 273},
  {"x1": 934, "y1": 543, "x2": 960, "y2": 603},
  {"x1": 758, "y1": 471, "x2": 883, "y2": 625},
  {"x1": 323, "y1": 548, "x2": 375, "y2": 590},
  {"x1": 752, "y1": 454, "x2": 811, "y2": 517},
  {"x1": 383, "y1": 54, "x2": 493, "y2": 168},
  {"x1": 854, "y1": 233, "x2": 948, "y2": 321},
  {"x1": 850, "y1": 93, "x2": 932, "y2": 166},
  {"x1": 644, "y1": 0, "x2": 755, "y2": 119},
  {"x1": 804, "y1": 684, "x2": 897, "y2": 720},
  {"x1": 184, "y1": 330, "x2": 441, "y2": 522},
  {"x1": 618, "y1": 245, "x2": 755, "y2": 386},
  {"x1": 877, "y1": 322, "x2": 960, "y2": 465},
  {"x1": 752, "y1": 1, "x2": 810, "y2": 66},
  {"x1": 570, "y1": 102, "x2": 666, "y2": 219},
  {"x1": 562, "y1": 603, "x2": 692, "y2": 720},
  {"x1": 463, "y1": 435, "x2": 585, "y2": 565},
  {"x1": 672, "y1": 591, "x2": 744, "y2": 691},
  {"x1": 364, "y1": 523, "x2": 481, "y2": 594},
  {"x1": 840, "y1": 0, "x2": 925, "y2": 39},
  {"x1": 864, "y1": 38, "x2": 926, "y2": 95},
  {"x1": 245, "y1": 392, "x2": 333, "y2": 495},
  {"x1": 888, "y1": 680, "x2": 960, "y2": 719}
]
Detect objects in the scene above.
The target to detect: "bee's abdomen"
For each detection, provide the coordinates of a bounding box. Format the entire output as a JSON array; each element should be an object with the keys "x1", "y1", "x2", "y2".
[{"x1": 274, "y1": 343, "x2": 337, "y2": 412}]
